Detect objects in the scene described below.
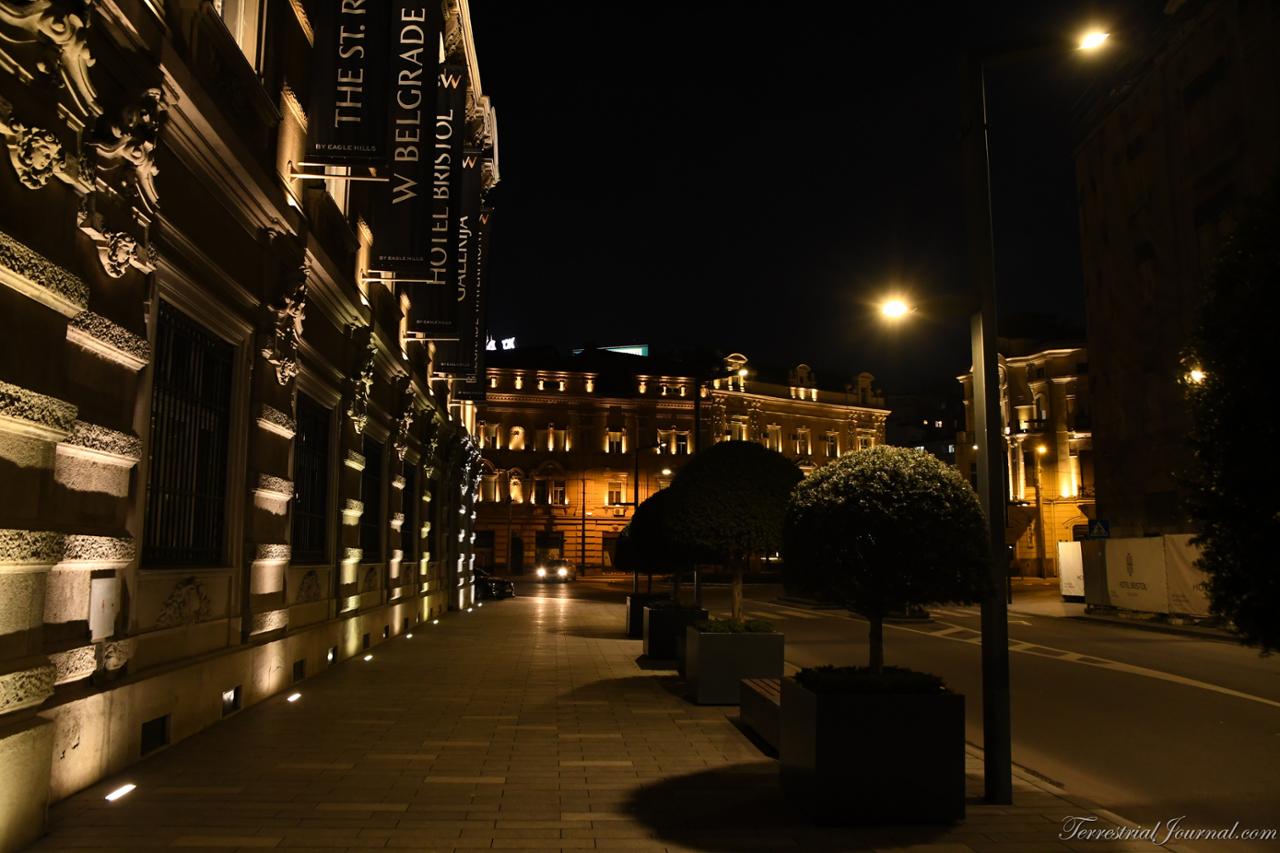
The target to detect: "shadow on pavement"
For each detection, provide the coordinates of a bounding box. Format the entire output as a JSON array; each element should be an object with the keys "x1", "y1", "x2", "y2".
[
  {"x1": 556, "y1": 674, "x2": 686, "y2": 701},
  {"x1": 623, "y1": 763, "x2": 952, "y2": 852}
]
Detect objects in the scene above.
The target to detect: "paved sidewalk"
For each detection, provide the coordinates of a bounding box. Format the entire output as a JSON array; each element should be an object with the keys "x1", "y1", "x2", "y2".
[{"x1": 32, "y1": 593, "x2": 1181, "y2": 853}]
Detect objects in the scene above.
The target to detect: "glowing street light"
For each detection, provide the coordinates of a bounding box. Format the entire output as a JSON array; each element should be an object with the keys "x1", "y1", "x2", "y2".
[
  {"x1": 879, "y1": 297, "x2": 912, "y2": 321},
  {"x1": 661, "y1": 467, "x2": 673, "y2": 476},
  {"x1": 1187, "y1": 367, "x2": 1207, "y2": 385},
  {"x1": 1078, "y1": 30, "x2": 1110, "y2": 51}
]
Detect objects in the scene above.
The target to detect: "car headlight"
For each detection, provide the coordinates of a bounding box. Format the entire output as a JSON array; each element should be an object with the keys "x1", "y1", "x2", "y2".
[
  {"x1": 535, "y1": 567, "x2": 546, "y2": 578},
  {"x1": 556, "y1": 566, "x2": 568, "y2": 578}
]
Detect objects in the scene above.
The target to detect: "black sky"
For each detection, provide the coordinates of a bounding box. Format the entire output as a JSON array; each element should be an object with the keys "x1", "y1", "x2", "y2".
[{"x1": 470, "y1": 1, "x2": 1159, "y2": 394}]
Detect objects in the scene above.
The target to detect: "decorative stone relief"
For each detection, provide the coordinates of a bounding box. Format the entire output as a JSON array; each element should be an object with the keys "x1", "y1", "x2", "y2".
[
  {"x1": 154, "y1": 576, "x2": 212, "y2": 628},
  {"x1": 341, "y1": 498, "x2": 363, "y2": 517},
  {"x1": 0, "y1": 661, "x2": 55, "y2": 714},
  {"x1": 253, "y1": 543, "x2": 290, "y2": 562},
  {"x1": 66, "y1": 310, "x2": 150, "y2": 368},
  {"x1": 361, "y1": 566, "x2": 378, "y2": 591},
  {"x1": 88, "y1": 87, "x2": 167, "y2": 215},
  {"x1": 390, "y1": 512, "x2": 404, "y2": 531},
  {"x1": 51, "y1": 645, "x2": 96, "y2": 684},
  {"x1": 102, "y1": 638, "x2": 134, "y2": 671},
  {"x1": 62, "y1": 420, "x2": 142, "y2": 461},
  {"x1": 391, "y1": 398, "x2": 414, "y2": 461},
  {"x1": 253, "y1": 473, "x2": 294, "y2": 499},
  {"x1": 0, "y1": 227, "x2": 88, "y2": 314},
  {"x1": 342, "y1": 547, "x2": 361, "y2": 564},
  {"x1": 254, "y1": 403, "x2": 296, "y2": 438},
  {"x1": 391, "y1": 474, "x2": 405, "y2": 491},
  {"x1": 0, "y1": 527, "x2": 64, "y2": 564},
  {"x1": 259, "y1": 272, "x2": 307, "y2": 386},
  {"x1": 62, "y1": 534, "x2": 134, "y2": 563},
  {"x1": 0, "y1": 379, "x2": 76, "y2": 436},
  {"x1": 2, "y1": 118, "x2": 64, "y2": 188},
  {"x1": 0, "y1": 0, "x2": 101, "y2": 120},
  {"x1": 343, "y1": 448, "x2": 365, "y2": 471},
  {"x1": 345, "y1": 328, "x2": 376, "y2": 434},
  {"x1": 295, "y1": 569, "x2": 320, "y2": 603},
  {"x1": 77, "y1": 196, "x2": 154, "y2": 278},
  {"x1": 250, "y1": 609, "x2": 286, "y2": 634}
]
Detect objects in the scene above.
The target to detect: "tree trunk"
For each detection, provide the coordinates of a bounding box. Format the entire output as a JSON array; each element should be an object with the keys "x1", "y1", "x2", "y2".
[
  {"x1": 869, "y1": 614, "x2": 884, "y2": 674},
  {"x1": 731, "y1": 562, "x2": 744, "y2": 623}
]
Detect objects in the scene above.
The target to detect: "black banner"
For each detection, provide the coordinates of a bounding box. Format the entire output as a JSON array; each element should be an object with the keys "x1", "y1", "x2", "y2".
[
  {"x1": 305, "y1": 0, "x2": 391, "y2": 165},
  {"x1": 434, "y1": 148, "x2": 484, "y2": 376},
  {"x1": 452, "y1": 203, "x2": 492, "y2": 401},
  {"x1": 407, "y1": 62, "x2": 468, "y2": 335},
  {"x1": 371, "y1": 1, "x2": 440, "y2": 269}
]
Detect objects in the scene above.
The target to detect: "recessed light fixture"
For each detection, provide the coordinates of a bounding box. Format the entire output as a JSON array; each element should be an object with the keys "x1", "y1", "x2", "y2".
[
  {"x1": 286, "y1": 692, "x2": 301, "y2": 703},
  {"x1": 363, "y1": 654, "x2": 373, "y2": 662},
  {"x1": 432, "y1": 619, "x2": 440, "y2": 625},
  {"x1": 476, "y1": 602, "x2": 483, "y2": 608},
  {"x1": 466, "y1": 607, "x2": 473, "y2": 613},
  {"x1": 105, "y1": 784, "x2": 136, "y2": 802},
  {"x1": 406, "y1": 632, "x2": 414, "y2": 639}
]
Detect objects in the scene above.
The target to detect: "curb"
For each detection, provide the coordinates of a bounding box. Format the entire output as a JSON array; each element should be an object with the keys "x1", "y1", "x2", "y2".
[{"x1": 1072, "y1": 613, "x2": 1237, "y2": 643}]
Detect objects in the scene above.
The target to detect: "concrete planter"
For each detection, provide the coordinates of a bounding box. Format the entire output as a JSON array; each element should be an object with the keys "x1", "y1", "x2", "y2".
[
  {"x1": 625, "y1": 593, "x2": 670, "y2": 639},
  {"x1": 642, "y1": 606, "x2": 706, "y2": 659},
  {"x1": 685, "y1": 627, "x2": 784, "y2": 704},
  {"x1": 779, "y1": 676, "x2": 965, "y2": 824}
]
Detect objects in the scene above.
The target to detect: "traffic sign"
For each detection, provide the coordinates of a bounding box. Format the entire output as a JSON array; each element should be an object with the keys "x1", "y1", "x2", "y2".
[{"x1": 1086, "y1": 519, "x2": 1110, "y2": 540}]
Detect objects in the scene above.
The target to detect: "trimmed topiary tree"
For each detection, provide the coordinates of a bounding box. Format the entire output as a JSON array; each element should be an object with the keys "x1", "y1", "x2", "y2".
[
  {"x1": 665, "y1": 441, "x2": 802, "y2": 621},
  {"x1": 1182, "y1": 189, "x2": 1280, "y2": 653},
  {"x1": 783, "y1": 445, "x2": 988, "y2": 672}
]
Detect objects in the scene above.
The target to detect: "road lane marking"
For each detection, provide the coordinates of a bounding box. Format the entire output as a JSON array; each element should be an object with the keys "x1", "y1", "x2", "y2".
[{"x1": 892, "y1": 618, "x2": 1280, "y2": 711}]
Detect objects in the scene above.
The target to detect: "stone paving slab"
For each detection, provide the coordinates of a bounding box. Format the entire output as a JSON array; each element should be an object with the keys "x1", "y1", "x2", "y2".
[{"x1": 30, "y1": 595, "x2": 1194, "y2": 853}]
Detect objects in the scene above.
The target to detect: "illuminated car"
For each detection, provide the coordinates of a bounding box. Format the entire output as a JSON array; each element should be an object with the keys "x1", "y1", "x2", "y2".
[
  {"x1": 533, "y1": 560, "x2": 577, "y2": 582},
  {"x1": 475, "y1": 568, "x2": 515, "y2": 600}
]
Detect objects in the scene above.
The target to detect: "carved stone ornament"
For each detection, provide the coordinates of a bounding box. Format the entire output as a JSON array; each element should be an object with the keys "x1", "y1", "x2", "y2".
[
  {"x1": 361, "y1": 565, "x2": 378, "y2": 591},
  {"x1": 0, "y1": 0, "x2": 101, "y2": 120},
  {"x1": 154, "y1": 576, "x2": 212, "y2": 628},
  {"x1": 391, "y1": 380, "x2": 414, "y2": 461},
  {"x1": 259, "y1": 273, "x2": 307, "y2": 385},
  {"x1": 77, "y1": 194, "x2": 154, "y2": 278},
  {"x1": 296, "y1": 569, "x2": 321, "y2": 603},
  {"x1": 345, "y1": 328, "x2": 376, "y2": 434},
  {"x1": 89, "y1": 87, "x2": 167, "y2": 214},
  {"x1": 3, "y1": 118, "x2": 65, "y2": 188}
]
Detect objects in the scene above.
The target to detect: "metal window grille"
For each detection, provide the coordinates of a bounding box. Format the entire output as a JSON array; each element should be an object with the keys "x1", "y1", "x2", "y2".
[
  {"x1": 143, "y1": 302, "x2": 234, "y2": 566},
  {"x1": 360, "y1": 437, "x2": 383, "y2": 562},
  {"x1": 292, "y1": 394, "x2": 330, "y2": 563},
  {"x1": 402, "y1": 464, "x2": 417, "y2": 563}
]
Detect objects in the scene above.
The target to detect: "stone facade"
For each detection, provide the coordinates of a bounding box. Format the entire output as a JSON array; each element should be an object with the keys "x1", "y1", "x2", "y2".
[
  {"x1": 956, "y1": 345, "x2": 1095, "y2": 577},
  {"x1": 0, "y1": 1, "x2": 495, "y2": 847},
  {"x1": 473, "y1": 349, "x2": 888, "y2": 573}
]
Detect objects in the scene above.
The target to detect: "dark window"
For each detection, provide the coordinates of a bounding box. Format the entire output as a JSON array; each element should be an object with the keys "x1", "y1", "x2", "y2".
[
  {"x1": 360, "y1": 438, "x2": 384, "y2": 562},
  {"x1": 140, "y1": 714, "x2": 170, "y2": 756},
  {"x1": 402, "y1": 464, "x2": 417, "y2": 563},
  {"x1": 534, "y1": 479, "x2": 549, "y2": 504},
  {"x1": 144, "y1": 302, "x2": 234, "y2": 566},
  {"x1": 474, "y1": 530, "x2": 495, "y2": 549},
  {"x1": 676, "y1": 433, "x2": 689, "y2": 454},
  {"x1": 292, "y1": 394, "x2": 330, "y2": 563}
]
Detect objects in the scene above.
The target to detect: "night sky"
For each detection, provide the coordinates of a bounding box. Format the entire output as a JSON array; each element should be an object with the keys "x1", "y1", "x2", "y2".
[{"x1": 471, "y1": 1, "x2": 1159, "y2": 394}]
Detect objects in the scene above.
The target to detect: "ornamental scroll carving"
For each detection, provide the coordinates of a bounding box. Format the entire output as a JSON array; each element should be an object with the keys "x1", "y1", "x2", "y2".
[
  {"x1": 0, "y1": 0, "x2": 100, "y2": 121},
  {"x1": 259, "y1": 270, "x2": 307, "y2": 386},
  {"x1": 345, "y1": 326, "x2": 376, "y2": 435},
  {"x1": 155, "y1": 576, "x2": 212, "y2": 628},
  {"x1": 2, "y1": 117, "x2": 64, "y2": 188},
  {"x1": 89, "y1": 87, "x2": 167, "y2": 216},
  {"x1": 391, "y1": 378, "x2": 414, "y2": 461},
  {"x1": 77, "y1": 194, "x2": 154, "y2": 278}
]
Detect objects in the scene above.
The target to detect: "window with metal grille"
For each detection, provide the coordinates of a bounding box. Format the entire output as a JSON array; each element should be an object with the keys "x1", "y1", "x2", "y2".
[
  {"x1": 360, "y1": 438, "x2": 383, "y2": 562},
  {"x1": 143, "y1": 302, "x2": 234, "y2": 567},
  {"x1": 292, "y1": 394, "x2": 330, "y2": 564},
  {"x1": 402, "y1": 464, "x2": 417, "y2": 563}
]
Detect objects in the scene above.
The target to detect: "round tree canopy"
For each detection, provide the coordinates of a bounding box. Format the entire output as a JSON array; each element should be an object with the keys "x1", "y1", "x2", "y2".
[
  {"x1": 783, "y1": 445, "x2": 988, "y2": 617},
  {"x1": 665, "y1": 440, "x2": 802, "y2": 563}
]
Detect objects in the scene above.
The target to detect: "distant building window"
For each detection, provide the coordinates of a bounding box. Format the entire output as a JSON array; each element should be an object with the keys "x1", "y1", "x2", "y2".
[
  {"x1": 825, "y1": 434, "x2": 838, "y2": 458},
  {"x1": 403, "y1": 464, "x2": 418, "y2": 563},
  {"x1": 859, "y1": 437, "x2": 873, "y2": 450},
  {"x1": 675, "y1": 433, "x2": 689, "y2": 455},
  {"x1": 534, "y1": 479, "x2": 549, "y2": 505},
  {"x1": 607, "y1": 481, "x2": 624, "y2": 506},
  {"x1": 143, "y1": 303, "x2": 233, "y2": 567},
  {"x1": 731, "y1": 420, "x2": 750, "y2": 441},
  {"x1": 509, "y1": 426, "x2": 525, "y2": 450},
  {"x1": 360, "y1": 438, "x2": 383, "y2": 562},
  {"x1": 551, "y1": 479, "x2": 567, "y2": 505},
  {"x1": 509, "y1": 476, "x2": 524, "y2": 503},
  {"x1": 657, "y1": 429, "x2": 674, "y2": 453},
  {"x1": 480, "y1": 422, "x2": 500, "y2": 449},
  {"x1": 607, "y1": 430, "x2": 623, "y2": 454},
  {"x1": 766, "y1": 424, "x2": 782, "y2": 452},
  {"x1": 795, "y1": 428, "x2": 811, "y2": 456}
]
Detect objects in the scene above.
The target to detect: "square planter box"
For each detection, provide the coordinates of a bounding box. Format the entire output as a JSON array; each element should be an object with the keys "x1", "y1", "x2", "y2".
[
  {"x1": 779, "y1": 676, "x2": 965, "y2": 824},
  {"x1": 642, "y1": 606, "x2": 706, "y2": 659},
  {"x1": 626, "y1": 593, "x2": 670, "y2": 639},
  {"x1": 685, "y1": 627, "x2": 784, "y2": 704}
]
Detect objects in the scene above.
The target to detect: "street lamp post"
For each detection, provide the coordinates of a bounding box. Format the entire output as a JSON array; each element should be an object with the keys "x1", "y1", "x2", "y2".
[
  {"x1": 630, "y1": 441, "x2": 661, "y2": 594},
  {"x1": 1034, "y1": 445, "x2": 1048, "y2": 578}
]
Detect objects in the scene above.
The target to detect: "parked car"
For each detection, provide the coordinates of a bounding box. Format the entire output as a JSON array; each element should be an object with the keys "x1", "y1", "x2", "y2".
[
  {"x1": 475, "y1": 568, "x2": 515, "y2": 599},
  {"x1": 534, "y1": 559, "x2": 577, "y2": 582}
]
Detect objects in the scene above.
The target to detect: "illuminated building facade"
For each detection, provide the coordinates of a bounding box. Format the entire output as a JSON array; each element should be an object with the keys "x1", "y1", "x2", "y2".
[
  {"x1": 473, "y1": 350, "x2": 888, "y2": 573},
  {"x1": 0, "y1": 1, "x2": 494, "y2": 844},
  {"x1": 1075, "y1": 0, "x2": 1280, "y2": 536},
  {"x1": 956, "y1": 345, "x2": 1095, "y2": 577}
]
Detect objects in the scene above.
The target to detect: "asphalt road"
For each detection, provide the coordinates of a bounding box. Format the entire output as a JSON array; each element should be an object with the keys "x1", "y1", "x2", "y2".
[{"x1": 512, "y1": 576, "x2": 1280, "y2": 850}]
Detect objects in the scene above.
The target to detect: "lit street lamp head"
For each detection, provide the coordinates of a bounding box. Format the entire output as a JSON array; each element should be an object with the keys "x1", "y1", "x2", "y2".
[
  {"x1": 1078, "y1": 30, "x2": 1110, "y2": 51},
  {"x1": 879, "y1": 297, "x2": 912, "y2": 322}
]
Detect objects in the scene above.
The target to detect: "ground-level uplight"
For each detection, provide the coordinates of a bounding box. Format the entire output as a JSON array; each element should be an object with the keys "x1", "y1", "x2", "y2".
[
  {"x1": 432, "y1": 619, "x2": 439, "y2": 625},
  {"x1": 363, "y1": 654, "x2": 373, "y2": 662},
  {"x1": 466, "y1": 607, "x2": 474, "y2": 613},
  {"x1": 104, "y1": 784, "x2": 136, "y2": 802},
  {"x1": 286, "y1": 692, "x2": 301, "y2": 703},
  {"x1": 406, "y1": 632, "x2": 414, "y2": 639},
  {"x1": 476, "y1": 602, "x2": 483, "y2": 607}
]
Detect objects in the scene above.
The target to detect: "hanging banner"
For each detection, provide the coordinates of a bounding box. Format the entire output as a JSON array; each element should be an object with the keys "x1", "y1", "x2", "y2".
[
  {"x1": 435, "y1": 148, "x2": 484, "y2": 376},
  {"x1": 407, "y1": 62, "x2": 468, "y2": 335},
  {"x1": 305, "y1": 0, "x2": 392, "y2": 165},
  {"x1": 454, "y1": 204, "x2": 493, "y2": 400},
  {"x1": 371, "y1": 0, "x2": 440, "y2": 269}
]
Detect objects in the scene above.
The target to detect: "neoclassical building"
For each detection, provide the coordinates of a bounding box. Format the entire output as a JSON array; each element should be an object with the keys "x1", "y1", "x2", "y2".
[
  {"x1": 956, "y1": 344, "x2": 1095, "y2": 577},
  {"x1": 473, "y1": 349, "x2": 888, "y2": 573},
  {"x1": 0, "y1": 1, "x2": 494, "y2": 846}
]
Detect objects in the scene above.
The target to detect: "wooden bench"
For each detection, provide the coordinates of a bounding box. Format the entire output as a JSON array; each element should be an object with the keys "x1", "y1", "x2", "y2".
[{"x1": 739, "y1": 677, "x2": 781, "y2": 752}]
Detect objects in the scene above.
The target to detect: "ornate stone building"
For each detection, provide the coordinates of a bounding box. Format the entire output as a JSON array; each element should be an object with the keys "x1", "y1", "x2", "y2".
[
  {"x1": 0, "y1": 1, "x2": 494, "y2": 846},
  {"x1": 956, "y1": 344, "x2": 1095, "y2": 577},
  {"x1": 473, "y1": 349, "x2": 888, "y2": 573}
]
